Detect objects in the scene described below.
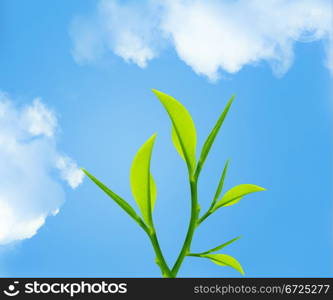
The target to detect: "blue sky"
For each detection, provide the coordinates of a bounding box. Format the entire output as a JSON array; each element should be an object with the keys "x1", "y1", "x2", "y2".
[{"x1": 0, "y1": 0, "x2": 332, "y2": 277}]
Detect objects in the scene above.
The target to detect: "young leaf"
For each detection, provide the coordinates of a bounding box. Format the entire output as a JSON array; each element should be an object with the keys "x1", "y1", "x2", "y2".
[
  {"x1": 150, "y1": 174, "x2": 157, "y2": 208},
  {"x1": 214, "y1": 184, "x2": 265, "y2": 210},
  {"x1": 152, "y1": 89, "x2": 197, "y2": 175},
  {"x1": 130, "y1": 134, "x2": 157, "y2": 226},
  {"x1": 197, "y1": 236, "x2": 241, "y2": 255},
  {"x1": 171, "y1": 126, "x2": 185, "y2": 160},
  {"x1": 210, "y1": 160, "x2": 230, "y2": 208},
  {"x1": 202, "y1": 254, "x2": 245, "y2": 275},
  {"x1": 82, "y1": 169, "x2": 141, "y2": 223},
  {"x1": 196, "y1": 96, "x2": 234, "y2": 177}
]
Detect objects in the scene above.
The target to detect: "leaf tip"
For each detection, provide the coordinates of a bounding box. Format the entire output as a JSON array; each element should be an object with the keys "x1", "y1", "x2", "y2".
[
  {"x1": 80, "y1": 168, "x2": 88, "y2": 175},
  {"x1": 258, "y1": 186, "x2": 266, "y2": 191},
  {"x1": 151, "y1": 88, "x2": 163, "y2": 98},
  {"x1": 149, "y1": 132, "x2": 157, "y2": 143},
  {"x1": 225, "y1": 95, "x2": 235, "y2": 106}
]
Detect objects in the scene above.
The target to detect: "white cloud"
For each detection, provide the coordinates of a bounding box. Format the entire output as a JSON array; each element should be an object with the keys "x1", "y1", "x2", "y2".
[
  {"x1": 70, "y1": 0, "x2": 333, "y2": 80},
  {"x1": 56, "y1": 156, "x2": 84, "y2": 189},
  {"x1": 0, "y1": 92, "x2": 83, "y2": 245},
  {"x1": 22, "y1": 98, "x2": 57, "y2": 137},
  {"x1": 70, "y1": 0, "x2": 162, "y2": 67}
]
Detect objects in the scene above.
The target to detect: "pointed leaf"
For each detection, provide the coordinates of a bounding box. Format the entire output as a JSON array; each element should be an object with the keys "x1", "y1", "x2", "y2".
[
  {"x1": 150, "y1": 174, "x2": 157, "y2": 211},
  {"x1": 214, "y1": 184, "x2": 265, "y2": 209},
  {"x1": 130, "y1": 134, "x2": 157, "y2": 225},
  {"x1": 196, "y1": 96, "x2": 234, "y2": 177},
  {"x1": 171, "y1": 126, "x2": 185, "y2": 160},
  {"x1": 198, "y1": 236, "x2": 241, "y2": 255},
  {"x1": 82, "y1": 169, "x2": 140, "y2": 223},
  {"x1": 152, "y1": 89, "x2": 196, "y2": 174},
  {"x1": 210, "y1": 160, "x2": 229, "y2": 208},
  {"x1": 202, "y1": 254, "x2": 245, "y2": 275}
]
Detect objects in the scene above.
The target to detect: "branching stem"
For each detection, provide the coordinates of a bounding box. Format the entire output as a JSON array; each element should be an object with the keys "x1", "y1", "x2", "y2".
[
  {"x1": 147, "y1": 230, "x2": 173, "y2": 277},
  {"x1": 144, "y1": 173, "x2": 201, "y2": 278},
  {"x1": 171, "y1": 177, "x2": 200, "y2": 277}
]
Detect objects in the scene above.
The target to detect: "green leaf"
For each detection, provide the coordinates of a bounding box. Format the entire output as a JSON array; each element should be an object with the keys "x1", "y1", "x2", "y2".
[
  {"x1": 196, "y1": 96, "x2": 234, "y2": 177},
  {"x1": 130, "y1": 134, "x2": 157, "y2": 226},
  {"x1": 211, "y1": 160, "x2": 229, "y2": 208},
  {"x1": 152, "y1": 89, "x2": 197, "y2": 175},
  {"x1": 150, "y1": 174, "x2": 157, "y2": 210},
  {"x1": 82, "y1": 169, "x2": 140, "y2": 223},
  {"x1": 214, "y1": 184, "x2": 266, "y2": 209},
  {"x1": 198, "y1": 236, "x2": 241, "y2": 255},
  {"x1": 202, "y1": 254, "x2": 245, "y2": 275},
  {"x1": 171, "y1": 126, "x2": 185, "y2": 160}
]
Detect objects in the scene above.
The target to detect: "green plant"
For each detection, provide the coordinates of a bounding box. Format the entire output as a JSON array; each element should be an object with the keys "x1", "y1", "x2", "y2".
[{"x1": 82, "y1": 89, "x2": 265, "y2": 278}]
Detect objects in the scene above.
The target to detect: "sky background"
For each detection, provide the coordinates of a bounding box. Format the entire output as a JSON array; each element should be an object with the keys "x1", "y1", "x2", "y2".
[{"x1": 0, "y1": 0, "x2": 332, "y2": 277}]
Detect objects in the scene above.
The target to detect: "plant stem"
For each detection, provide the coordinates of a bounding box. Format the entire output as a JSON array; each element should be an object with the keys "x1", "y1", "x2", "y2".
[
  {"x1": 171, "y1": 178, "x2": 199, "y2": 277},
  {"x1": 187, "y1": 253, "x2": 202, "y2": 257},
  {"x1": 197, "y1": 210, "x2": 212, "y2": 225},
  {"x1": 148, "y1": 230, "x2": 173, "y2": 278}
]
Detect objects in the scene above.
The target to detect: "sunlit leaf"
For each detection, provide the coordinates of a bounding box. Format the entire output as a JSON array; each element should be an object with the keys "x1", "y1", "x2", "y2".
[
  {"x1": 171, "y1": 126, "x2": 185, "y2": 160},
  {"x1": 214, "y1": 184, "x2": 265, "y2": 209},
  {"x1": 196, "y1": 96, "x2": 234, "y2": 177},
  {"x1": 150, "y1": 174, "x2": 157, "y2": 210},
  {"x1": 198, "y1": 236, "x2": 241, "y2": 255},
  {"x1": 152, "y1": 89, "x2": 197, "y2": 175},
  {"x1": 82, "y1": 169, "x2": 140, "y2": 223},
  {"x1": 130, "y1": 134, "x2": 157, "y2": 226},
  {"x1": 211, "y1": 160, "x2": 229, "y2": 208},
  {"x1": 202, "y1": 254, "x2": 245, "y2": 275}
]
